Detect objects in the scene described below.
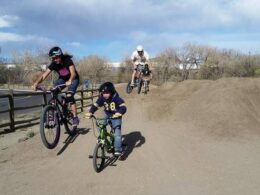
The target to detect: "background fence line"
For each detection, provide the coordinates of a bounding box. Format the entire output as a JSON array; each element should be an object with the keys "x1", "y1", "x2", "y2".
[{"x1": 0, "y1": 87, "x2": 99, "y2": 134}]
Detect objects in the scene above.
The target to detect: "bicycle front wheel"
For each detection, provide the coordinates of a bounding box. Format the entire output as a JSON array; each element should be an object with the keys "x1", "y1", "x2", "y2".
[
  {"x1": 93, "y1": 142, "x2": 106, "y2": 173},
  {"x1": 137, "y1": 79, "x2": 143, "y2": 94},
  {"x1": 40, "y1": 105, "x2": 60, "y2": 149}
]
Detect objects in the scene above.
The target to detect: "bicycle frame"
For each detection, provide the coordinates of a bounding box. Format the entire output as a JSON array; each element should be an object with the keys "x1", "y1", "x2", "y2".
[
  {"x1": 93, "y1": 116, "x2": 115, "y2": 152},
  {"x1": 45, "y1": 85, "x2": 69, "y2": 124},
  {"x1": 37, "y1": 84, "x2": 76, "y2": 149},
  {"x1": 90, "y1": 115, "x2": 123, "y2": 172}
]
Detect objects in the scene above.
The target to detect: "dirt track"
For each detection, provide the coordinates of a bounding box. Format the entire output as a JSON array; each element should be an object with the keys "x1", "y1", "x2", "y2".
[{"x1": 1, "y1": 78, "x2": 260, "y2": 195}]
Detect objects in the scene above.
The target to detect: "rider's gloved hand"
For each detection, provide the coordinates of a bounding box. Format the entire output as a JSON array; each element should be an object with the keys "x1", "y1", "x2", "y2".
[
  {"x1": 84, "y1": 112, "x2": 93, "y2": 119},
  {"x1": 31, "y1": 83, "x2": 37, "y2": 91},
  {"x1": 112, "y1": 113, "x2": 122, "y2": 118},
  {"x1": 65, "y1": 80, "x2": 72, "y2": 86}
]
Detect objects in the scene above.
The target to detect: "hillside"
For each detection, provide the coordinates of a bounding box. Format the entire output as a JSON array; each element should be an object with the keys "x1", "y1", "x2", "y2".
[{"x1": 1, "y1": 78, "x2": 260, "y2": 195}]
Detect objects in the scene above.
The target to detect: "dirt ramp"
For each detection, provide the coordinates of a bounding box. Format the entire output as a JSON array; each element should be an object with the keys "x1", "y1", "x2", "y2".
[
  {"x1": 143, "y1": 80, "x2": 212, "y2": 121},
  {"x1": 144, "y1": 78, "x2": 260, "y2": 139}
]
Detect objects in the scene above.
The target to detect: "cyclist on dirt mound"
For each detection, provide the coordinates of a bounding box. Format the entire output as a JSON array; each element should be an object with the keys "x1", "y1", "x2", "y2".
[
  {"x1": 31, "y1": 46, "x2": 80, "y2": 127},
  {"x1": 130, "y1": 45, "x2": 152, "y2": 88},
  {"x1": 85, "y1": 82, "x2": 127, "y2": 157}
]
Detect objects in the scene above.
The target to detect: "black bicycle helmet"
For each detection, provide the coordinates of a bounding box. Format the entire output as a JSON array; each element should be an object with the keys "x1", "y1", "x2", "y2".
[
  {"x1": 49, "y1": 46, "x2": 63, "y2": 58},
  {"x1": 99, "y1": 82, "x2": 116, "y2": 95}
]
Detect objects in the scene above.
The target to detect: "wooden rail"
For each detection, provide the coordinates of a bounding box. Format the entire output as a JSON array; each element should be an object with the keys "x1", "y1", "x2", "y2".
[{"x1": 0, "y1": 88, "x2": 98, "y2": 133}]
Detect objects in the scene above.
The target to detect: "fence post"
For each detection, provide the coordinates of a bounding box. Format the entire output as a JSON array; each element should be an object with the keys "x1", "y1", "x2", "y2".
[
  {"x1": 9, "y1": 89, "x2": 15, "y2": 131},
  {"x1": 80, "y1": 87, "x2": 84, "y2": 112},
  {"x1": 91, "y1": 89, "x2": 94, "y2": 104}
]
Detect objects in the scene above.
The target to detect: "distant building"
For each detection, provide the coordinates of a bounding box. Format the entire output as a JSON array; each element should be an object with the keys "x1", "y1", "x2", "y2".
[
  {"x1": 106, "y1": 62, "x2": 121, "y2": 72},
  {"x1": 106, "y1": 62, "x2": 121, "y2": 68},
  {"x1": 3, "y1": 64, "x2": 16, "y2": 69},
  {"x1": 178, "y1": 63, "x2": 200, "y2": 70}
]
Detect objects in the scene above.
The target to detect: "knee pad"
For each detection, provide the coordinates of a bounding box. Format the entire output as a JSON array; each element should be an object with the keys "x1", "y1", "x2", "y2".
[{"x1": 66, "y1": 91, "x2": 75, "y2": 104}]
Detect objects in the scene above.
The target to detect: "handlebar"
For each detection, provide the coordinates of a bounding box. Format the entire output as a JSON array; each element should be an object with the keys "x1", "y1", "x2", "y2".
[
  {"x1": 90, "y1": 115, "x2": 115, "y2": 120},
  {"x1": 36, "y1": 84, "x2": 67, "y2": 93},
  {"x1": 88, "y1": 115, "x2": 120, "y2": 122}
]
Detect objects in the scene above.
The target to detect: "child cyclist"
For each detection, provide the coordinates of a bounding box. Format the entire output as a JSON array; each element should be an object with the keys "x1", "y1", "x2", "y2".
[{"x1": 85, "y1": 82, "x2": 127, "y2": 156}]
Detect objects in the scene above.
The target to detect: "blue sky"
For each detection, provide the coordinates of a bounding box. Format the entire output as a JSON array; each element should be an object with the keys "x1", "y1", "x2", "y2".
[{"x1": 0, "y1": 0, "x2": 260, "y2": 62}]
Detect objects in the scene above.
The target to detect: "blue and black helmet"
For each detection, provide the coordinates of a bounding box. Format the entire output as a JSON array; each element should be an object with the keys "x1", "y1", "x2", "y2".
[
  {"x1": 99, "y1": 82, "x2": 116, "y2": 95},
  {"x1": 49, "y1": 46, "x2": 63, "y2": 58}
]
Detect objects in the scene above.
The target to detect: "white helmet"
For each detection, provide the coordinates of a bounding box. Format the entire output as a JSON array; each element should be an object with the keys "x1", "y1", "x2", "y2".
[{"x1": 136, "y1": 45, "x2": 144, "y2": 52}]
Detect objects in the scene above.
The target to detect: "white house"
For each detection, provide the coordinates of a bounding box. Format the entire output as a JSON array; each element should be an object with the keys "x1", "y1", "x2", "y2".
[
  {"x1": 106, "y1": 62, "x2": 121, "y2": 68},
  {"x1": 4, "y1": 64, "x2": 16, "y2": 69}
]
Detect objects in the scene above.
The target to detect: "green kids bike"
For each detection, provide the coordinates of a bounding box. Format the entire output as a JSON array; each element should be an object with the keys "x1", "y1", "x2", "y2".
[{"x1": 89, "y1": 115, "x2": 121, "y2": 173}]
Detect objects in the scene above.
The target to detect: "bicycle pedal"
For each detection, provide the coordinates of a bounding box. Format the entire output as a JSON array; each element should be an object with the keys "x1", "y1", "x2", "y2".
[{"x1": 107, "y1": 149, "x2": 114, "y2": 153}]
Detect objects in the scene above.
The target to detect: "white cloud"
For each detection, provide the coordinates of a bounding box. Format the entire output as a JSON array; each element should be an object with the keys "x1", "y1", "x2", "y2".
[
  {"x1": 0, "y1": 15, "x2": 19, "y2": 28},
  {"x1": 0, "y1": 32, "x2": 54, "y2": 45},
  {"x1": 234, "y1": 0, "x2": 260, "y2": 21},
  {"x1": 0, "y1": 32, "x2": 25, "y2": 42},
  {"x1": 0, "y1": 18, "x2": 10, "y2": 28},
  {"x1": 66, "y1": 42, "x2": 81, "y2": 47}
]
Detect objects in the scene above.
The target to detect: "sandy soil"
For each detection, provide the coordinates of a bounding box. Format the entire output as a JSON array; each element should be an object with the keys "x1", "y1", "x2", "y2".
[{"x1": 1, "y1": 78, "x2": 260, "y2": 195}]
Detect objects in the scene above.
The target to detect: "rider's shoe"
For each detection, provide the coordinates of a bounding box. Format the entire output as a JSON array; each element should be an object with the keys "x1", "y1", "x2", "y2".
[
  {"x1": 130, "y1": 82, "x2": 135, "y2": 87},
  {"x1": 114, "y1": 151, "x2": 122, "y2": 157},
  {"x1": 72, "y1": 116, "x2": 80, "y2": 126}
]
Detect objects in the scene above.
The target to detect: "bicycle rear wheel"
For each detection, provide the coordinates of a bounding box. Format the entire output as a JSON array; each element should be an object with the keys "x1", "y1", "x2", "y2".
[
  {"x1": 93, "y1": 142, "x2": 106, "y2": 173},
  {"x1": 40, "y1": 105, "x2": 60, "y2": 149},
  {"x1": 144, "y1": 81, "x2": 148, "y2": 94},
  {"x1": 63, "y1": 108, "x2": 76, "y2": 135}
]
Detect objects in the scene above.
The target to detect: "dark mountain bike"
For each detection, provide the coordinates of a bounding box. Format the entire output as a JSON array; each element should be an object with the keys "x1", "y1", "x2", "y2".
[
  {"x1": 126, "y1": 63, "x2": 151, "y2": 95},
  {"x1": 37, "y1": 84, "x2": 76, "y2": 149},
  {"x1": 88, "y1": 115, "x2": 118, "y2": 173}
]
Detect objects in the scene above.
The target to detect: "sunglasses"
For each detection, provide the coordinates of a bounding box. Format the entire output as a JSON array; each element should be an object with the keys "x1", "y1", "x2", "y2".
[{"x1": 50, "y1": 55, "x2": 61, "y2": 61}]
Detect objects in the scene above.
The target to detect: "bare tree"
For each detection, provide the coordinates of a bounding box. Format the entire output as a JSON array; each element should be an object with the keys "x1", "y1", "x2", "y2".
[
  {"x1": 78, "y1": 55, "x2": 108, "y2": 85},
  {"x1": 115, "y1": 58, "x2": 133, "y2": 83},
  {"x1": 8, "y1": 49, "x2": 50, "y2": 85},
  {"x1": 155, "y1": 48, "x2": 180, "y2": 83}
]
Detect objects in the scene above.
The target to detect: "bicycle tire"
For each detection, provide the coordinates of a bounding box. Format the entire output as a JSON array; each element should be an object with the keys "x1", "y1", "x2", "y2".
[
  {"x1": 40, "y1": 105, "x2": 60, "y2": 149},
  {"x1": 144, "y1": 81, "x2": 148, "y2": 94},
  {"x1": 137, "y1": 79, "x2": 143, "y2": 94},
  {"x1": 63, "y1": 109, "x2": 76, "y2": 135},
  {"x1": 126, "y1": 81, "x2": 133, "y2": 94},
  {"x1": 93, "y1": 142, "x2": 106, "y2": 173}
]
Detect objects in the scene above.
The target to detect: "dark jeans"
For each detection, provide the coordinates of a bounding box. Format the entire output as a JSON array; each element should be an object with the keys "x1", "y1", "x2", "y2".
[{"x1": 54, "y1": 78, "x2": 79, "y2": 94}]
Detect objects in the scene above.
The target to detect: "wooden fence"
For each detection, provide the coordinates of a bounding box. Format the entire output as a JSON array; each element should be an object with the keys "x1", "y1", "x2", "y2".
[{"x1": 0, "y1": 88, "x2": 99, "y2": 134}]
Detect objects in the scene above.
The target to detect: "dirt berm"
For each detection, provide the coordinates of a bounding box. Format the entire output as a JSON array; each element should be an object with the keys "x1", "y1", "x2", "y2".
[{"x1": 1, "y1": 78, "x2": 260, "y2": 195}]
